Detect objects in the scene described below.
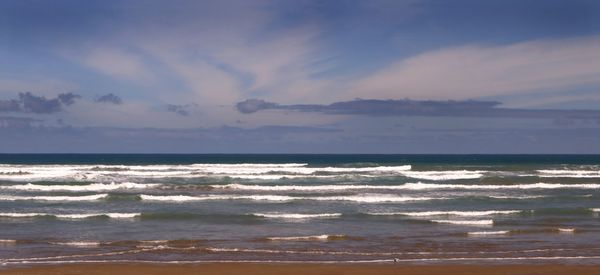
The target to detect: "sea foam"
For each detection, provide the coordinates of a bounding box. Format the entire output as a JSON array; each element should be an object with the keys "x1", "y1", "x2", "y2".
[
  {"x1": 467, "y1": 231, "x2": 510, "y2": 236},
  {"x1": 253, "y1": 213, "x2": 342, "y2": 219},
  {"x1": 266, "y1": 234, "x2": 348, "y2": 241},
  {"x1": 0, "y1": 212, "x2": 140, "y2": 219},
  {"x1": 431, "y1": 219, "x2": 494, "y2": 226},
  {"x1": 0, "y1": 194, "x2": 108, "y2": 201},
  {"x1": 370, "y1": 210, "x2": 520, "y2": 217},
  {"x1": 0, "y1": 182, "x2": 157, "y2": 192},
  {"x1": 402, "y1": 182, "x2": 600, "y2": 190}
]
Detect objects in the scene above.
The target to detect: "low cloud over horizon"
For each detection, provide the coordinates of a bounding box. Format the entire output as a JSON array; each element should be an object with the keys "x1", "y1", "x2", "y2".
[{"x1": 236, "y1": 98, "x2": 600, "y2": 120}]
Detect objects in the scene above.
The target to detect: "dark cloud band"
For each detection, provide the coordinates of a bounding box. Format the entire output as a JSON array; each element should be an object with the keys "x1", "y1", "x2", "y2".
[
  {"x1": 94, "y1": 93, "x2": 123, "y2": 105},
  {"x1": 236, "y1": 98, "x2": 600, "y2": 120},
  {"x1": 0, "y1": 92, "x2": 80, "y2": 114}
]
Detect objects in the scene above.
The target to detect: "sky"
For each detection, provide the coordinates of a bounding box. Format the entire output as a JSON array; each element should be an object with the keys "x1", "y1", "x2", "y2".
[{"x1": 1, "y1": 0, "x2": 600, "y2": 153}]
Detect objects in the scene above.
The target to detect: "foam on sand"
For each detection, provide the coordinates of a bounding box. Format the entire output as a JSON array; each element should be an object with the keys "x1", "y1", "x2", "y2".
[{"x1": 266, "y1": 234, "x2": 348, "y2": 241}]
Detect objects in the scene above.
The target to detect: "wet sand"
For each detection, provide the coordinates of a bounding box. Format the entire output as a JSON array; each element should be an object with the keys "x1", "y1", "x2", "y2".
[{"x1": 2, "y1": 264, "x2": 600, "y2": 275}]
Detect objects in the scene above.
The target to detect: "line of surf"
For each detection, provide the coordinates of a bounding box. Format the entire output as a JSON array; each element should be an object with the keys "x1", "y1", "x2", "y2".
[
  {"x1": 0, "y1": 194, "x2": 108, "y2": 201},
  {"x1": 0, "y1": 182, "x2": 157, "y2": 191},
  {"x1": 140, "y1": 194, "x2": 440, "y2": 203},
  {"x1": 0, "y1": 212, "x2": 140, "y2": 219},
  {"x1": 252, "y1": 213, "x2": 342, "y2": 219},
  {"x1": 367, "y1": 210, "x2": 521, "y2": 217}
]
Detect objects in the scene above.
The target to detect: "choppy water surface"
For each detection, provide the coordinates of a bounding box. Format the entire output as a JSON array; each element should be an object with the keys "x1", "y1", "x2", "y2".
[{"x1": 0, "y1": 154, "x2": 599, "y2": 265}]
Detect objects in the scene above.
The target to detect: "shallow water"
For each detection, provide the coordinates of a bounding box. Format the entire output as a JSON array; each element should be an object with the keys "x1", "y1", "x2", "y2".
[{"x1": 0, "y1": 154, "x2": 599, "y2": 265}]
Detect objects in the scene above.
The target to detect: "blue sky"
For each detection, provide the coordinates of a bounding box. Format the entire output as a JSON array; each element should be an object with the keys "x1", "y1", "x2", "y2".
[{"x1": 1, "y1": 0, "x2": 599, "y2": 153}]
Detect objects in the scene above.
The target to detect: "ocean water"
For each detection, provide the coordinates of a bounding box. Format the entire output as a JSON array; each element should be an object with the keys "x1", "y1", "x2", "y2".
[{"x1": 0, "y1": 154, "x2": 599, "y2": 266}]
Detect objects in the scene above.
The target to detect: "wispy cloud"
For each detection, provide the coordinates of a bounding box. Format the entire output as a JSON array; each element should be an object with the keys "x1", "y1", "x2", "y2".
[
  {"x1": 80, "y1": 47, "x2": 152, "y2": 81},
  {"x1": 350, "y1": 36, "x2": 600, "y2": 101}
]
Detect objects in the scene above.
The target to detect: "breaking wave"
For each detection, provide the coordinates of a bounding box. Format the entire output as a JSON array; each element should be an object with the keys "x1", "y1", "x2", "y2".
[
  {"x1": 431, "y1": 219, "x2": 494, "y2": 226},
  {"x1": 252, "y1": 213, "x2": 342, "y2": 219},
  {"x1": 0, "y1": 194, "x2": 108, "y2": 201},
  {"x1": 368, "y1": 210, "x2": 521, "y2": 217},
  {"x1": 0, "y1": 182, "x2": 157, "y2": 192},
  {"x1": 140, "y1": 194, "x2": 439, "y2": 203},
  {"x1": 0, "y1": 213, "x2": 140, "y2": 219}
]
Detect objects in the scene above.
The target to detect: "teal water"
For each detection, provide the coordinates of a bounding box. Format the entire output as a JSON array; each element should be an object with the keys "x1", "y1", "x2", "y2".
[{"x1": 0, "y1": 154, "x2": 599, "y2": 265}]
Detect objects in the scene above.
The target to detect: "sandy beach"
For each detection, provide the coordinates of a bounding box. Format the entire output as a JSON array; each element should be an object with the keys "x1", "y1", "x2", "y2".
[{"x1": 2, "y1": 264, "x2": 600, "y2": 275}]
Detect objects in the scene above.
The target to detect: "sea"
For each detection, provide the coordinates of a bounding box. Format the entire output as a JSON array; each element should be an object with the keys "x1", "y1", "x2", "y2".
[{"x1": 0, "y1": 154, "x2": 599, "y2": 266}]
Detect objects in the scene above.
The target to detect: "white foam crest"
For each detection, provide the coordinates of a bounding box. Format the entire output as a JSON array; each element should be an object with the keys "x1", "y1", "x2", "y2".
[
  {"x1": 0, "y1": 212, "x2": 140, "y2": 219},
  {"x1": 431, "y1": 219, "x2": 494, "y2": 226},
  {"x1": 140, "y1": 194, "x2": 293, "y2": 202},
  {"x1": 488, "y1": 195, "x2": 547, "y2": 200},
  {"x1": 56, "y1": 213, "x2": 141, "y2": 219},
  {"x1": 403, "y1": 182, "x2": 600, "y2": 190},
  {"x1": 0, "y1": 194, "x2": 108, "y2": 201},
  {"x1": 140, "y1": 195, "x2": 208, "y2": 202},
  {"x1": 220, "y1": 182, "x2": 600, "y2": 192},
  {"x1": 141, "y1": 194, "x2": 435, "y2": 203},
  {"x1": 468, "y1": 231, "x2": 510, "y2": 236},
  {"x1": 224, "y1": 174, "x2": 336, "y2": 180},
  {"x1": 0, "y1": 213, "x2": 47, "y2": 217},
  {"x1": 266, "y1": 234, "x2": 345, "y2": 241},
  {"x1": 400, "y1": 170, "x2": 484, "y2": 180},
  {"x1": 558, "y1": 228, "x2": 576, "y2": 233},
  {"x1": 55, "y1": 214, "x2": 105, "y2": 219},
  {"x1": 371, "y1": 210, "x2": 520, "y2": 217},
  {"x1": 215, "y1": 183, "x2": 409, "y2": 191},
  {"x1": 310, "y1": 194, "x2": 438, "y2": 203},
  {"x1": 192, "y1": 165, "x2": 411, "y2": 175},
  {"x1": 1, "y1": 182, "x2": 157, "y2": 191},
  {"x1": 253, "y1": 213, "x2": 342, "y2": 219},
  {"x1": 105, "y1": 213, "x2": 141, "y2": 218},
  {"x1": 538, "y1": 169, "x2": 600, "y2": 178},
  {"x1": 191, "y1": 163, "x2": 309, "y2": 168},
  {"x1": 0, "y1": 163, "x2": 415, "y2": 181}
]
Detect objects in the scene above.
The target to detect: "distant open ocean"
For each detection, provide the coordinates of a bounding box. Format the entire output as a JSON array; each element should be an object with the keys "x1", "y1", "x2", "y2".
[{"x1": 0, "y1": 154, "x2": 599, "y2": 266}]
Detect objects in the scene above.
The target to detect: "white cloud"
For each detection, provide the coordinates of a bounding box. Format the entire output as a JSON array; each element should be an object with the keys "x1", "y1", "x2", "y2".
[{"x1": 350, "y1": 36, "x2": 600, "y2": 101}]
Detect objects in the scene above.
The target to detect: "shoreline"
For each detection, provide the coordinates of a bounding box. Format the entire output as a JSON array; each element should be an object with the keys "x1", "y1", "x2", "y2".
[{"x1": 2, "y1": 263, "x2": 600, "y2": 275}]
